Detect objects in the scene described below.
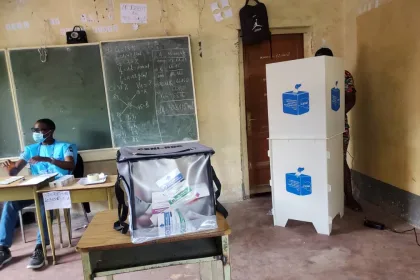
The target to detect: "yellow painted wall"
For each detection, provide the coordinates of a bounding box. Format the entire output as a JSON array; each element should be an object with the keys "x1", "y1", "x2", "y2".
[
  {"x1": 0, "y1": 0, "x2": 344, "y2": 211},
  {"x1": 344, "y1": 0, "x2": 420, "y2": 196}
]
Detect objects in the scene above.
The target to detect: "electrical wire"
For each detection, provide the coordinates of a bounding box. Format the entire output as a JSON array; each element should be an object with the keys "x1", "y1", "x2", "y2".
[
  {"x1": 158, "y1": 0, "x2": 169, "y2": 36},
  {"x1": 348, "y1": 151, "x2": 420, "y2": 247},
  {"x1": 388, "y1": 227, "x2": 420, "y2": 247},
  {"x1": 38, "y1": 20, "x2": 49, "y2": 63},
  {"x1": 38, "y1": 48, "x2": 47, "y2": 63}
]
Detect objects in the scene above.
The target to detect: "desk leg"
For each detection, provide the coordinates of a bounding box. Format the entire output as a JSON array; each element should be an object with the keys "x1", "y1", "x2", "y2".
[
  {"x1": 33, "y1": 189, "x2": 48, "y2": 265},
  {"x1": 107, "y1": 188, "x2": 113, "y2": 210},
  {"x1": 81, "y1": 253, "x2": 93, "y2": 280},
  {"x1": 222, "y1": 236, "x2": 231, "y2": 280},
  {"x1": 56, "y1": 209, "x2": 63, "y2": 248},
  {"x1": 199, "y1": 262, "x2": 213, "y2": 280},
  {"x1": 63, "y1": 209, "x2": 72, "y2": 247},
  {"x1": 200, "y1": 261, "x2": 224, "y2": 280},
  {"x1": 45, "y1": 210, "x2": 56, "y2": 265}
]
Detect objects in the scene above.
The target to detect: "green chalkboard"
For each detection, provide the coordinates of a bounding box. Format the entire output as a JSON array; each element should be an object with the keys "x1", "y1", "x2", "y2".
[
  {"x1": 9, "y1": 45, "x2": 112, "y2": 150},
  {"x1": 0, "y1": 50, "x2": 20, "y2": 157},
  {"x1": 101, "y1": 36, "x2": 198, "y2": 147}
]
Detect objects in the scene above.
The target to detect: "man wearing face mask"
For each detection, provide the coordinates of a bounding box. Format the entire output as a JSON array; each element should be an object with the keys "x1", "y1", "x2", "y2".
[{"x1": 0, "y1": 118, "x2": 77, "y2": 269}]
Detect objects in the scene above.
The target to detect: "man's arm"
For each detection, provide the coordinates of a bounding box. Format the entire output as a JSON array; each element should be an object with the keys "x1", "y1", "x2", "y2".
[
  {"x1": 50, "y1": 156, "x2": 75, "y2": 171},
  {"x1": 29, "y1": 156, "x2": 75, "y2": 171},
  {"x1": 345, "y1": 91, "x2": 356, "y2": 113},
  {"x1": 29, "y1": 145, "x2": 76, "y2": 171},
  {"x1": 1, "y1": 159, "x2": 27, "y2": 176},
  {"x1": 345, "y1": 71, "x2": 357, "y2": 113}
]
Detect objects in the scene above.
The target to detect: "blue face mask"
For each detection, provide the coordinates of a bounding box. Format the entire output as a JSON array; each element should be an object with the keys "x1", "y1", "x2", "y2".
[
  {"x1": 33, "y1": 131, "x2": 51, "y2": 143},
  {"x1": 33, "y1": 132, "x2": 45, "y2": 143}
]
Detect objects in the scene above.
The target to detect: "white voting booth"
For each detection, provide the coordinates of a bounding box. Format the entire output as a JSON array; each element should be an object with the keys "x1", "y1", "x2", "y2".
[{"x1": 266, "y1": 56, "x2": 345, "y2": 235}]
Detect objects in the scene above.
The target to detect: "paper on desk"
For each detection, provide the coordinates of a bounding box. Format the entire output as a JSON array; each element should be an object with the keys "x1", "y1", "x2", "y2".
[
  {"x1": 19, "y1": 173, "x2": 58, "y2": 186},
  {"x1": 0, "y1": 176, "x2": 24, "y2": 185},
  {"x1": 43, "y1": 191, "x2": 71, "y2": 210},
  {"x1": 78, "y1": 174, "x2": 107, "y2": 185}
]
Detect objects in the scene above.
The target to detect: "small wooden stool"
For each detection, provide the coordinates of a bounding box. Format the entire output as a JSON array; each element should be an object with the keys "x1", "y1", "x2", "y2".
[{"x1": 76, "y1": 210, "x2": 231, "y2": 280}]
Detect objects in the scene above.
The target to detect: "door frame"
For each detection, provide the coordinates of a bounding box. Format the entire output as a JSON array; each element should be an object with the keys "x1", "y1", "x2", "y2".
[{"x1": 239, "y1": 26, "x2": 313, "y2": 199}]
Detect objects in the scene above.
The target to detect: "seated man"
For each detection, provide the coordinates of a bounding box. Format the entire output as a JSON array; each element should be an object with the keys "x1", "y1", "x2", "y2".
[{"x1": 0, "y1": 118, "x2": 77, "y2": 269}]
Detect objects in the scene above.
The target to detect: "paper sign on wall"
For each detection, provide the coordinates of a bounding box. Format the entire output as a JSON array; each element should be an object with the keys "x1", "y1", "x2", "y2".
[
  {"x1": 210, "y1": 0, "x2": 232, "y2": 22},
  {"x1": 5, "y1": 21, "x2": 30, "y2": 31},
  {"x1": 49, "y1": 18, "x2": 60, "y2": 25},
  {"x1": 108, "y1": 0, "x2": 115, "y2": 20},
  {"x1": 43, "y1": 191, "x2": 71, "y2": 210},
  {"x1": 93, "y1": 25, "x2": 118, "y2": 33},
  {"x1": 60, "y1": 28, "x2": 74, "y2": 36},
  {"x1": 120, "y1": 3, "x2": 147, "y2": 24}
]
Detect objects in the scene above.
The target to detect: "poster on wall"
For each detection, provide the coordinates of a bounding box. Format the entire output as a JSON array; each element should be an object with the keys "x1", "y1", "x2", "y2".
[
  {"x1": 285, "y1": 167, "x2": 312, "y2": 196},
  {"x1": 120, "y1": 3, "x2": 147, "y2": 24},
  {"x1": 282, "y1": 84, "x2": 310, "y2": 115}
]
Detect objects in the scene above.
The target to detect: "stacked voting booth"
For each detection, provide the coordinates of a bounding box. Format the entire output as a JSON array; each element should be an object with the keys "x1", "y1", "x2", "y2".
[{"x1": 266, "y1": 56, "x2": 345, "y2": 235}]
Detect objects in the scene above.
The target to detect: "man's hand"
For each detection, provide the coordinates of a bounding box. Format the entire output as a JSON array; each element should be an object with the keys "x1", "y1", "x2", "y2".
[
  {"x1": 29, "y1": 156, "x2": 51, "y2": 164},
  {"x1": 1, "y1": 160, "x2": 18, "y2": 176}
]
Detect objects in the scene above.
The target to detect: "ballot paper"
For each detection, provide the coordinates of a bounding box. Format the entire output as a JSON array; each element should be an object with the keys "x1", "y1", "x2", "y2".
[
  {"x1": 0, "y1": 176, "x2": 24, "y2": 185},
  {"x1": 19, "y1": 173, "x2": 58, "y2": 186}
]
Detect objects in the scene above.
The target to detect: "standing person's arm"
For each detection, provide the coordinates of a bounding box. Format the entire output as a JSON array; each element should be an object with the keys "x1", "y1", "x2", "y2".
[{"x1": 345, "y1": 71, "x2": 356, "y2": 113}]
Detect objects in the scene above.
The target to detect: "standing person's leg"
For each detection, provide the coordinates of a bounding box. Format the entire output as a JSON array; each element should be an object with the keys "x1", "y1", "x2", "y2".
[
  {"x1": 343, "y1": 130, "x2": 362, "y2": 211},
  {"x1": 0, "y1": 200, "x2": 35, "y2": 268}
]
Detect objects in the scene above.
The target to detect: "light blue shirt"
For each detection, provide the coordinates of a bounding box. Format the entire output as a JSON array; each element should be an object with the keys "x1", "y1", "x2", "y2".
[{"x1": 20, "y1": 141, "x2": 77, "y2": 178}]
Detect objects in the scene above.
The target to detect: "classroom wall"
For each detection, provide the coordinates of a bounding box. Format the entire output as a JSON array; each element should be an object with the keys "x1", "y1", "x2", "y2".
[
  {"x1": 343, "y1": 0, "x2": 420, "y2": 225},
  {"x1": 344, "y1": 0, "x2": 420, "y2": 195},
  {"x1": 0, "y1": 0, "x2": 344, "y2": 212}
]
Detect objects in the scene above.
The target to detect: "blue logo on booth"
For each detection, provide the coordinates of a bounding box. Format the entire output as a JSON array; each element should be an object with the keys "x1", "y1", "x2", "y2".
[
  {"x1": 285, "y1": 167, "x2": 312, "y2": 196},
  {"x1": 331, "y1": 81, "x2": 340, "y2": 111},
  {"x1": 282, "y1": 84, "x2": 310, "y2": 115}
]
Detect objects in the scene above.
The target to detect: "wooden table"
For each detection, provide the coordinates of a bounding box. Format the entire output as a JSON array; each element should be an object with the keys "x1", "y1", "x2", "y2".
[
  {"x1": 0, "y1": 176, "x2": 54, "y2": 265},
  {"x1": 76, "y1": 210, "x2": 231, "y2": 280},
  {"x1": 37, "y1": 175, "x2": 117, "y2": 265}
]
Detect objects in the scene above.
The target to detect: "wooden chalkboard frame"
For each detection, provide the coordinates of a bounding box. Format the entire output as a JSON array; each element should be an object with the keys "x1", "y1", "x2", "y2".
[
  {"x1": 99, "y1": 35, "x2": 200, "y2": 147},
  {"x1": 7, "y1": 43, "x2": 113, "y2": 160},
  {"x1": 0, "y1": 49, "x2": 22, "y2": 158},
  {"x1": 1, "y1": 36, "x2": 200, "y2": 162}
]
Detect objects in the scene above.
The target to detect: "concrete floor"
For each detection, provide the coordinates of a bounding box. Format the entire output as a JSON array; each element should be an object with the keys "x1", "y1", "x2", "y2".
[{"x1": 2, "y1": 195, "x2": 420, "y2": 280}]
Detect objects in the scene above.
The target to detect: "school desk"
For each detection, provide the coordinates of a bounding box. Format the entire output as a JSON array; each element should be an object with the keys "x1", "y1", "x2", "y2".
[
  {"x1": 76, "y1": 210, "x2": 232, "y2": 280},
  {"x1": 37, "y1": 175, "x2": 117, "y2": 265},
  {"x1": 0, "y1": 176, "x2": 54, "y2": 265}
]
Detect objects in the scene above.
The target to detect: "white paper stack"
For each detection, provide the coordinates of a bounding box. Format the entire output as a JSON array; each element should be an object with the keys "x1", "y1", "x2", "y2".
[
  {"x1": 49, "y1": 175, "x2": 75, "y2": 188},
  {"x1": 0, "y1": 176, "x2": 24, "y2": 185}
]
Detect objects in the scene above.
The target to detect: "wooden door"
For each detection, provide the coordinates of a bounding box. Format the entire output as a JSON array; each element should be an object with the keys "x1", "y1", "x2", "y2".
[{"x1": 243, "y1": 34, "x2": 304, "y2": 194}]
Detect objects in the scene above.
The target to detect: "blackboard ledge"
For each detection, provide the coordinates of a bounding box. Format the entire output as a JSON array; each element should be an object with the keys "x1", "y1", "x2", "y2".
[
  {"x1": 80, "y1": 140, "x2": 200, "y2": 162},
  {"x1": 80, "y1": 148, "x2": 118, "y2": 162}
]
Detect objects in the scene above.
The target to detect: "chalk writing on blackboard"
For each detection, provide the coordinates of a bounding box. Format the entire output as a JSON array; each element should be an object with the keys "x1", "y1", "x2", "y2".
[{"x1": 102, "y1": 37, "x2": 198, "y2": 146}]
